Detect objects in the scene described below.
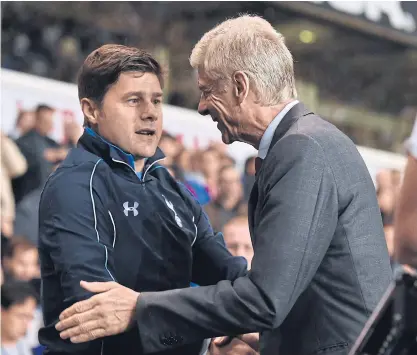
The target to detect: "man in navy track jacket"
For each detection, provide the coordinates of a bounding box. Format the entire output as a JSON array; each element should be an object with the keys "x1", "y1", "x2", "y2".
[{"x1": 38, "y1": 44, "x2": 248, "y2": 355}]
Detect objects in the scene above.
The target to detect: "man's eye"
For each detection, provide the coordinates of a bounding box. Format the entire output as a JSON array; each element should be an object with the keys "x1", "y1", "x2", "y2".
[
  {"x1": 153, "y1": 99, "x2": 161, "y2": 105},
  {"x1": 128, "y1": 98, "x2": 139, "y2": 104}
]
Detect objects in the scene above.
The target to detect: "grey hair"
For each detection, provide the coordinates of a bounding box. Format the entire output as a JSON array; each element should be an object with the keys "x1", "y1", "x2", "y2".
[{"x1": 190, "y1": 15, "x2": 297, "y2": 105}]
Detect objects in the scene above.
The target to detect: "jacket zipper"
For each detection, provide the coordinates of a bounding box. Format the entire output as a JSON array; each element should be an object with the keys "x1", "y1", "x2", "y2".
[
  {"x1": 142, "y1": 158, "x2": 164, "y2": 180},
  {"x1": 112, "y1": 158, "x2": 164, "y2": 181}
]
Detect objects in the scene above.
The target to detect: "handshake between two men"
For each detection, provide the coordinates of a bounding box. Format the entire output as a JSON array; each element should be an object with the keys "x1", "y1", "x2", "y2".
[{"x1": 56, "y1": 281, "x2": 259, "y2": 355}]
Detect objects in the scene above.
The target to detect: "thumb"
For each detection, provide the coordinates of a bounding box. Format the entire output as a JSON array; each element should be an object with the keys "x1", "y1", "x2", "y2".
[
  {"x1": 212, "y1": 336, "x2": 232, "y2": 347},
  {"x1": 80, "y1": 280, "x2": 118, "y2": 293}
]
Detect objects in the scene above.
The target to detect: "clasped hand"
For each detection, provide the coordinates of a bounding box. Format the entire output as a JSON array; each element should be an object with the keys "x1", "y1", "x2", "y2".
[{"x1": 56, "y1": 280, "x2": 260, "y2": 355}]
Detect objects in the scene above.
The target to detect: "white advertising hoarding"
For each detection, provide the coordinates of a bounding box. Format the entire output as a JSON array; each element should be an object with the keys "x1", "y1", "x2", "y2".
[{"x1": 0, "y1": 69, "x2": 405, "y2": 178}]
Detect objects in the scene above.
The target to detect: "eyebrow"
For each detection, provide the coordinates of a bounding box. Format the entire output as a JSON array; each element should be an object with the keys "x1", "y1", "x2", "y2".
[
  {"x1": 198, "y1": 85, "x2": 210, "y2": 92},
  {"x1": 123, "y1": 91, "x2": 163, "y2": 98}
]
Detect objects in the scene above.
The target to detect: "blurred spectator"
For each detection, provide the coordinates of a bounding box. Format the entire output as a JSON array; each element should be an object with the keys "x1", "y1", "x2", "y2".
[
  {"x1": 210, "y1": 213, "x2": 258, "y2": 355},
  {"x1": 157, "y1": 134, "x2": 214, "y2": 206},
  {"x1": 8, "y1": 110, "x2": 36, "y2": 140},
  {"x1": 220, "y1": 154, "x2": 236, "y2": 169},
  {"x1": 200, "y1": 148, "x2": 222, "y2": 199},
  {"x1": 394, "y1": 118, "x2": 417, "y2": 268},
  {"x1": 379, "y1": 188, "x2": 396, "y2": 226},
  {"x1": 176, "y1": 148, "x2": 192, "y2": 173},
  {"x1": 223, "y1": 216, "x2": 253, "y2": 268},
  {"x1": 187, "y1": 150, "x2": 207, "y2": 183},
  {"x1": 2, "y1": 237, "x2": 40, "y2": 283},
  {"x1": 62, "y1": 116, "x2": 83, "y2": 148},
  {"x1": 376, "y1": 169, "x2": 393, "y2": 193},
  {"x1": 208, "y1": 142, "x2": 236, "y2": 170},
  {"x1": 13, "y1": 188, "x2": 43, "y2": 246},
  {"x1": 384, "y1": 222, "x2": 395, "y2": 262},
  {"x1": 12, "y1": 104, "x2": 67, "y2": 203},
  {"x1": 158, "y1": 132, "x2": 181, "y2": 166},
  {"x1": 12, "y1": 160, "x2": 61, "y2": 247},
  {"x1": 208, "y1": 141, "x2": 228, "y2": 157},
  {"x1": 242, "y1": 156, "x2": 256, "y2": 201},
  {"x1": 376, "y1": 169, "x2": 396, "y2": 225},
  {"x1": 204, "y1": 165, "x2": 247, "y2": 233},
  {"x1": 1, "y1": 132, "x2": 28, "y2": 238},
  {"x1": 1, "y1": 281, "x2": 38, "y2": 355},
  {"x1": 391, "y1": 169, "x2": 402, "y2": 200},
  {"x1": 175, "y1": 149, "x2": 212, "y2": 205}
]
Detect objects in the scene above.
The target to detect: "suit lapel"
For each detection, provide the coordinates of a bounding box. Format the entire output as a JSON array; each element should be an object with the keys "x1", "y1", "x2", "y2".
[{"x1": 248, "y1": 102, "x2": 313, "y2": 239}]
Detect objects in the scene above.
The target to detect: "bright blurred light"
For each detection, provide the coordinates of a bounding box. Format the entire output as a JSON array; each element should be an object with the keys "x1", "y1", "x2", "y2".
[{"x1": 299, "y1": 30, "x2": 316, "y2": 44}]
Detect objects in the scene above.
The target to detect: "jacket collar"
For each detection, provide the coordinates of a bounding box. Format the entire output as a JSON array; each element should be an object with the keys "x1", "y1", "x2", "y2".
[
  {"x1": 268, "y1": 102, "x2": 313, "y2": 155},
  {"x1": 78, "y1": 128, "x2": 165, "y2": 171}
]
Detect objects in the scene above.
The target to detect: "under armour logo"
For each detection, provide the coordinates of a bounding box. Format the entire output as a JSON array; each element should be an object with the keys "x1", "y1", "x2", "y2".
[
  {"x1": 162, "y1": 195, "x2": 183, "y2": 227},
  {"x1": 123, "y1": 202, "x2": 139, "y2": 217}
]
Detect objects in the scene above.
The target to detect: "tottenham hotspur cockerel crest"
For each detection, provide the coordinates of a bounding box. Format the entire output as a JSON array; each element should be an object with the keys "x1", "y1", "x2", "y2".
[{"x1": 162, "y1": 195, "x2": 183, "y2": 227}]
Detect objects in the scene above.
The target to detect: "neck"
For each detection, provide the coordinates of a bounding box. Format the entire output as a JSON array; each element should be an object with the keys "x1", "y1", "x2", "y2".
[
  {"x1": 134, "y1": 159, "x2": 145, "y2": 172},
  {"x1": 240, "y1": 100, "x2": 295, "y2": 149},
  {"x1": 1, "y1": 331, "x2": 17, "y2": 347},
  {"x1": 34, "y1": 126, "x2": 47, "y2": 137}
]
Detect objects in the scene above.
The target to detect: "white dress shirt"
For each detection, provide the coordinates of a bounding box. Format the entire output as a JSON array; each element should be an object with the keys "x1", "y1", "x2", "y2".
[{"x1": 258, "y1": 100, "x2": 299, "y2": 159}]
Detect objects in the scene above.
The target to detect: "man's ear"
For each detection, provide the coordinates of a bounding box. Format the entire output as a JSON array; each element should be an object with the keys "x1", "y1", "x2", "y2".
[
  {"x1": 80, "y1": 98, "x2": 100, "y2": 126},
  {"x1": 233, "y1": 71, "x2": 250, "y2": 104}
]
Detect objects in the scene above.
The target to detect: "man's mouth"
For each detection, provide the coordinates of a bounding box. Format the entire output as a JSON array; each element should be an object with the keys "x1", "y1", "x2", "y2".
[{"x1": 136, "y1": 129, "x2": 156, "y2": 136}]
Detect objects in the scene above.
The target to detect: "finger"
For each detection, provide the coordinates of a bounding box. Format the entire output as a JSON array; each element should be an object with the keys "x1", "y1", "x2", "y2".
[
  {"x1": 60, "y1": 319, "x2": 102, "y2": 339},
  {"x1": 80, "y1": 280, "x2": 118, "y2": 293},
  {"x1": 57, "y1": 307, "x2": 98, "y2": 330},
  {"x1": 213, "y1": 336, "x2": 233, "y2": 346},
  {"x1": 70, "y1": 328, "x2": 107, "y2": 343},
  {"x1": 59, "y1": 298, "x2": 96, "y2": 321}
]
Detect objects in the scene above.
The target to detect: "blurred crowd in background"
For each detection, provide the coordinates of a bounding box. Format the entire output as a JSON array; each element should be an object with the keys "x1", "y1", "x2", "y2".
[
  {"x1": 2, "y1": 1, "x2": 417, "y2": 151},
  {"x1": 1, "y1": 103, "x2": 258, "y2": 354},
  {"x1": 0, "y1": 102, "x2": 408, "y2": 354},
  {"x1": 2, "y1": 1, "x2": 417, "y2": 354}
]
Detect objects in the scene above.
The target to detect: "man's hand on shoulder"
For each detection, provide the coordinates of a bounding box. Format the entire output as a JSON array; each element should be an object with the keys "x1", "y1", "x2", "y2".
[{"x1": 56, "y1": 281, "x2": 139, "y2": 343}]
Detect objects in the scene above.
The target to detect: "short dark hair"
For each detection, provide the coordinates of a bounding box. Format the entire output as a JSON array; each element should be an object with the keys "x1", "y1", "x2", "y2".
[
  {"x1": 78, "y1": 44, "x2": 164, "y2": 106},
  {"x1": 35, "y1": 104, "x2": 54, "y2": 114},
  {"x1": 1, "y1": 280, "x2": 37, "y2": 309},
  {"x1": 3, "y1": 236, "x2": 37, "y2": 259}
]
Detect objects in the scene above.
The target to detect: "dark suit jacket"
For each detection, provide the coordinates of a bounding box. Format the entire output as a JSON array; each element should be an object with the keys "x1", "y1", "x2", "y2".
[
  {"x1": 12, "y1": 130, "x2": 60, "y2": 203},
  {"x1": 136, "y1": 103, "x2": 393, "y2": 354}
]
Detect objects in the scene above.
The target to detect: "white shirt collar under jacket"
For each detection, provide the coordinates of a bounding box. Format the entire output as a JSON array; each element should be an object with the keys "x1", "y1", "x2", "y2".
[{"x1": 258, "y1": 100, "x2": 299, "y2": 159}]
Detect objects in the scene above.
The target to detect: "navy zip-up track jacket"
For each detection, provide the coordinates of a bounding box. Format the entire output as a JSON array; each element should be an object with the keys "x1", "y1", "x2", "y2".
[{"x1": 38, "y1": 129, "x2": 247, "y2": 355}]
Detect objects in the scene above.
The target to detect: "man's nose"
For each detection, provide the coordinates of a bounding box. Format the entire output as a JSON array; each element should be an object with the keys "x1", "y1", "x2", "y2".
[
  {"x1": 198, "y1": 97, "x2": 209, "y2": 116},
  {"x1": 141, "y1": 102, "x2": 158, "y2": 121}
]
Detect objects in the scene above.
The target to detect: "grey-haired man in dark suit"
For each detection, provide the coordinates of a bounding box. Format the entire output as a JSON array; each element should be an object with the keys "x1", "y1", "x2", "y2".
[{"x1": 55, "y1": 15, "x2": 392, "y2": 355}]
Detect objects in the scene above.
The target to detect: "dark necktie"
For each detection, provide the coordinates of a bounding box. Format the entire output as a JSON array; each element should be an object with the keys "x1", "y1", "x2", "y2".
[{"x1": 255, "y1": 157, "x2": 263, "y2": 175}]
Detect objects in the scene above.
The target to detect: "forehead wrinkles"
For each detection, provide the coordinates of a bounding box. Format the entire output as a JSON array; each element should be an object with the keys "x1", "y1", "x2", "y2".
[{"x1": 199, "y1": 72, "x2": 229, "y2": 93}]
